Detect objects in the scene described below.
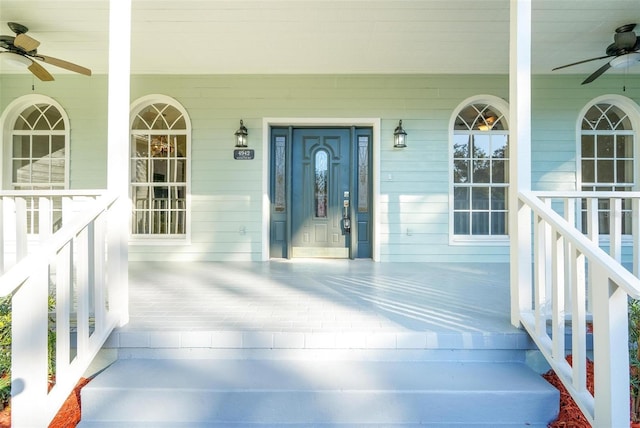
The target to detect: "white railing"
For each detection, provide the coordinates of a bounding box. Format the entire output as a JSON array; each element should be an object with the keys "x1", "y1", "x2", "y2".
[
  {"x1": 0, "y1": 190, "x2": 105, "y2": 273},
  {"x1": 516, "y1": 190, "x2": 640, "y2": 428},
  {"x1": 0, "y1": 190, "x2": 123, "y2": 427}
]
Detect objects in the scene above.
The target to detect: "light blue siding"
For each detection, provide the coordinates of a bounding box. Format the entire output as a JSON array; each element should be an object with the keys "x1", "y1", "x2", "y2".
[{"x1": 1, "y1": 73, "x2": 636, "y2": 262}]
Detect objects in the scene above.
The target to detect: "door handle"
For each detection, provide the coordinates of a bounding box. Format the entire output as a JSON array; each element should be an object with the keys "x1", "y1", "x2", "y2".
[{"x1": 343, "y1": 200, "x2": 351, "y2": 233}]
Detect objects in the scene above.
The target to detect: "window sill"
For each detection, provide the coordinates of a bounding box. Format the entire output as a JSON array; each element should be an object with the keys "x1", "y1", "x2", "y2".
[{"x1": 449, "y1": 236, "x2": 510, "y2": 246}]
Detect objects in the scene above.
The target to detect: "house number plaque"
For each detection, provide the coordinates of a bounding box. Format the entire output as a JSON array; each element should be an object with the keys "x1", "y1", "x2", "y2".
[{"x1": 233, "y1": 149, "x2": 255, "y2": 160}]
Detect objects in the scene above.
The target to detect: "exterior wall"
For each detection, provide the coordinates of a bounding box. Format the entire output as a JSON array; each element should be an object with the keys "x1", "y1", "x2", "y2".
[{"x1": 1, "y1": 73, "x2": 637, "y2": 263}]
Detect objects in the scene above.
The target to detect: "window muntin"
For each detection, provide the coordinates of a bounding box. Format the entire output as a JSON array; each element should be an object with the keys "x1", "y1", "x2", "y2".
[
  {"x1": 580, "y1": 103, "x2": 635, "y2": 234},
  {"x1": 131, "y1": 103, "x2": 188, "y2": 236},
  {"x1": 453, "y1": 103, "x2": 509, "y2": 238}
]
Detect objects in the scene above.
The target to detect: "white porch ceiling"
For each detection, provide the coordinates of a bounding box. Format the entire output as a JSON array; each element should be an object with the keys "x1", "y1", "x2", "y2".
[{"x1": 0, "y1": 0, "x2": 639, "y2": 80}]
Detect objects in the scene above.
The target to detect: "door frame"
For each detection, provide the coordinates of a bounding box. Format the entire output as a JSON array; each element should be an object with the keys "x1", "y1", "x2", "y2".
[{"x1": 261, "y1": 118, "x2": 381, "y2": 261}]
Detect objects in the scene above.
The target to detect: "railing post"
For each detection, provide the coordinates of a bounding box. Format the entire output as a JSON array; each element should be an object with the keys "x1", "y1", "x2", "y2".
[
  {"x1": 609, "y1": 197, "x2": 622, "y2": 263},
  {"x1": 633, "y1": 198, "x2": 640, "y2": 277},
  {"x1": 0, "y1": 198, "x2": 4, "y2": 274},
  {"x1": 591, "y1": 269, "x2": 630, "y2": 428},
  {"x1": 551, "y1": 228, "x2": 566, "y2": 361},
  {"x1": 11, "y1": 268, "x2": 50, "y2": 427},
  {"x1": 571, "y1": 246, "x2": 587, "y2": 394},
  {"x1": 15, "y1": 197, "x2": 27, "y2": 261},
  {"x1": 39, "y1": 196, "x2": 52, "y2": 242},
  {"x1": 586, "y1": 197, "x2": 598, "y2": 313},
  {"x1": 534, "y1": 212, "x2": 548, "y2": 334}
]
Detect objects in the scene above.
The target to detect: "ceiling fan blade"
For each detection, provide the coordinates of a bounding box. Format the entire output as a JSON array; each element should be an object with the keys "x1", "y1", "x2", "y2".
[
  {"x1": 552, "y1": 55, "x2": 612, "y2": 71},
  {"x1": 27, "y1": 60, "x2": 54, "y2": 81},
  {"x1": 14, "y1": 33, "x2": 40, "y2": 52},
  {"x1": 581, "y1": 61, "x2": 612, "y2": 85},
  {"x1": 36, "y1": 54, "x2": 91, "y2": 76}
]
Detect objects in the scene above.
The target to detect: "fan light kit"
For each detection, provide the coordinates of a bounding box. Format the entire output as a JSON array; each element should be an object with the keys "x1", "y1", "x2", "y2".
[
  {"x1": 553, "y1": 23, "x2": 640, "y2": 84},
  {"x1": 1, "y1": 51, "x2": 31, "y2": 68},
  {"x1": 610, "y1": 52, "x2": 640, "y2": 69},
  {"x1": 0, "y1": 21, "x2": 91, "y2": 81}
]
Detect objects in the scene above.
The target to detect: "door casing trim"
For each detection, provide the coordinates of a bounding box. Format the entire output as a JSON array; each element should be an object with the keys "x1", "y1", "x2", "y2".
[{"x1": 262, "y1": 118, "x2": 381, "y2": 261}]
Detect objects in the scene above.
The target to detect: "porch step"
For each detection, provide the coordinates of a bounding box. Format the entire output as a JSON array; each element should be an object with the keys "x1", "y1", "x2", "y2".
[{"x1": 78, "y1": 358, "x2": 558, "y2": 427}]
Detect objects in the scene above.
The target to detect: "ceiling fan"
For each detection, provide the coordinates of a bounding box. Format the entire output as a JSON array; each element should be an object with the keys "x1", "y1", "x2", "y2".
[
  {"x1": 553, "y1": 23, "x2": 640, "y2": 84},
  {"x1": 0, "y1": 22, "x2": 91, "y2": 81}
]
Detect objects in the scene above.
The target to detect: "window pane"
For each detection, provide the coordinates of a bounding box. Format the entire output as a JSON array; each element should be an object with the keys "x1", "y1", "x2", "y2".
[
  {"x1": 315, "y1": 150, "x2": 328, "y2": 218},
  {"x1": 472, "y1": 160, "x2": 490, "y2": 183},
  {"x1": 13, "y1": 135, "x2": 30, "y2": 157},
  {"x1": 617, "y1": 135, "x2": 633, "y2": 158},
  {"x1": 582, "y1": 160, "x2": 595, "y2": 182},
  {"x1": 492, "y1": 160, "x2": 507, "y2": 183},
  {"x1": 491, "y1": 187, "x2": 507, "y2": 210},
  {"x1": 491, "y1": 212, "x2": 507, "y2": 235},
  {"x1": 596, "y1": 135, "x2": 614, "y2": 157},
  {"x1": 473, "y1": 135, "x2": 490, "y2": 158},
  {"x1": 617, "y1": 160, "x2": 634, "y2": 183},
  {"x1": 275, "y1": 136, "x2": 286, "y2": 212},
  {"x1": 32, "y1": 135, "x2": 50, "y2": 159},
  {"x1": 51, "y1": 136, "x2": 65, "y2": 154},
  {"x1": 472, "y1": 187, "x2": 490, "y2": 210},
  {"x1": 358, "y1": 136, "x2": 369, "y2": 213},
  {"x1": 492, "y1": 135, "x2": 508, "y2": 158},
  {"x1": 175, "y1": 135, "x2": 187, "y2": 158},
  {"x1": 454, "y1": 212, "x2": 469, "y2": 234},
  {"x1": 597, "y1": 160, "x2": 614, "y2": 182},
  {"x1": 454, "y1": 187, "x2": 470, "y2": 210},
  {"x1": 472, "y1": 212, "x2": 490, "y2": 235},
  {"x1": 13, "y1": 160, "x2": 30, "y2": 182},
  {"x1": 581, "y1": 135, "x2": 595, "y2": 157},
  {"x1": 453, "y1": 135, "x2": 470, "y2": 158},
  {"x1": 454, "y1": 160, "x2": 469, "y2": 183},
  {"x1": 133, "y1": 159, "x2": 149, "y2": 183}
]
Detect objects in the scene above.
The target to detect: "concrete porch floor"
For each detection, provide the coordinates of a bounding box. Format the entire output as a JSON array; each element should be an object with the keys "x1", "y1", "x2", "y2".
[{"x1": 122, "y1": 260, "x2": 518, "y2": 335}]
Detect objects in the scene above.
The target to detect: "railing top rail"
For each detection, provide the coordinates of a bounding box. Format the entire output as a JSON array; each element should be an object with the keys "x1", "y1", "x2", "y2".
[
  {"x1": 520, "y1": 190, "x2": 640, "y2": 299},
  {"x1": 0, "y1": 189, "x2": 107, "y2": 197},
  {"x1": 0, "y1": 192, "x2": 119, "y2": 297},
  {"x1": 533, "y1": 190, "x2": 640, "y2": 199}
]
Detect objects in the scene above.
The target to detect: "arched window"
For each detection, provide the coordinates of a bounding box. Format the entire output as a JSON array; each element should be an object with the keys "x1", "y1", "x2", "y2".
[
  {"x1": 8, "y1": 101, "x2": 68, "y2": 190},
  {"x1": 451, "y1": 98, "x2": 509, "y2": 240},
  {"x1": 579, "y1": 99, "x2": 637, "y2": 234},
  {"x1": 0, "y1": 95, "x2": 70, "y2": 233},
  {"x1": 130, "y1": 96, "x2": 190, "y2": 237}
]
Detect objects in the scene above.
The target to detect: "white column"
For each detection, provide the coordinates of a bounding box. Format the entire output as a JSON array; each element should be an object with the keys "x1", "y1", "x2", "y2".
[
  {"x1": 509, "y1": 0, "x2": 532, "y2": 327},
  {"x1": 107, "y1": 0, "x2": 131, "y2": 325}
]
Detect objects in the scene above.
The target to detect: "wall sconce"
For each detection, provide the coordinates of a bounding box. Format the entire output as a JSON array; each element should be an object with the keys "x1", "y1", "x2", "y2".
[
  {"x1": 393, "y1": 120, "x2": 407, "y2": 148},
  {"x1": 234, "y1": 119, "x2": 248, "y2": 148}
]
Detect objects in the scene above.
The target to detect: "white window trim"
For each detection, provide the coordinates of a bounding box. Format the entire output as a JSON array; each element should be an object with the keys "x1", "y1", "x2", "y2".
[
  {"x1": 0, "y1": 94, "x2": 70, "y2": 190},
  {"x1": 448, "y1": 95, "x2": 510, "y2": 246},
  {"x1": 129, "y1": 94, "x2": 192, "y2": 245},
  {"x1": 575, "y1": 94, "x2": 640, "y2": 245}
]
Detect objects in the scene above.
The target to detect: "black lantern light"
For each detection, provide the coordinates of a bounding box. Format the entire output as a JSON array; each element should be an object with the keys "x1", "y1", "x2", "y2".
[
  {"x1": 235, "y1": 119, "x2": 248, "y2": 148},
  {"x1": 393, "y1": 120, "x2": 407, "y2": 148}
]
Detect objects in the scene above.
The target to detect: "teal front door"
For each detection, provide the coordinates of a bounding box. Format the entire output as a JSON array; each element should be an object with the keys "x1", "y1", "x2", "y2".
[
  {"x1": 291, "y1": 128, "x2": 351, "y2": 258},
  {"x1": 269, "y1": 126, "x2": 372, "y2": 259}
]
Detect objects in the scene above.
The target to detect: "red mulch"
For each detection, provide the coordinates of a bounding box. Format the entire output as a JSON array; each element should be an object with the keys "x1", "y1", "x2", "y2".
[
  {"x1": 542, "y1": 355, "x2": 594, "y2": 428},
  {"x1": 0, "y1": 377, "x2": 90, "y2": 428}
]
